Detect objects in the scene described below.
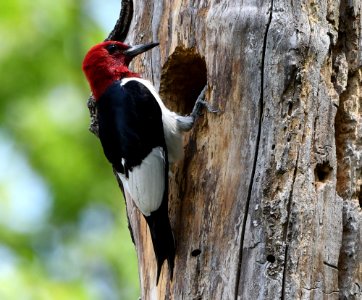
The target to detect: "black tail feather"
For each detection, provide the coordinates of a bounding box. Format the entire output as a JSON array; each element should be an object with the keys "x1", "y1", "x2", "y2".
[{"x1": 145, "y1": 209, "x2": 175, "y2": 285}]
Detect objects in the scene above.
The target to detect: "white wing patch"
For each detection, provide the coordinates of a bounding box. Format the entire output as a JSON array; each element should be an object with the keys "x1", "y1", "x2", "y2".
[{"x1": 117, "y1": 147, "x2": 165, "y2": 216}]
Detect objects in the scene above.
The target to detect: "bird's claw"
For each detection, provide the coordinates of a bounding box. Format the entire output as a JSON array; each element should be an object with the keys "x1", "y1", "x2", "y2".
[{"x1": 191, "y1": 86, "x2": 219, "y2": 120}]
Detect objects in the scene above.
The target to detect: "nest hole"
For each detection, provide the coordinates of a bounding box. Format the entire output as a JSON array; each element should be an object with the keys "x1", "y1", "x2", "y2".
[
  {"x1": 159, "y1": 47, "x2": 207, "y2": 114},
  {"x1": 358, "y1": 185, "x2": 362, "y2": 208},
  {"x1": 314, "y1": 162, "x2": 333, "y2": 183}
]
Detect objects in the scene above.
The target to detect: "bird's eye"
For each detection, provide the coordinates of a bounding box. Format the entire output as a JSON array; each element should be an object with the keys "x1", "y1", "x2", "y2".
[{"x1": 106, "y1": 44, "x2": 118, "y2": 54}]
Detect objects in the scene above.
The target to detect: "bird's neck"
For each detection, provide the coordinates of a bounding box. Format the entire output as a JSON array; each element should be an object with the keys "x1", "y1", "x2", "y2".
[{"x1": 89, "y1": 65, "x2": 140, "y2": 100}]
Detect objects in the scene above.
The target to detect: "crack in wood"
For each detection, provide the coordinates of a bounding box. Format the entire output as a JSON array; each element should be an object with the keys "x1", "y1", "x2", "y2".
[
  {"x1": 302, "y1": 286, "x2": 340, "y2": 295},
  {"x1": 234, "y1": 1, "x2": 274, "y2": 299},
  {"x1": 281, "y1": 245, "x2": 289, "y2": 300},
  {"x1": 323, "y1": 261, "x2": 339, "y2": 270}
]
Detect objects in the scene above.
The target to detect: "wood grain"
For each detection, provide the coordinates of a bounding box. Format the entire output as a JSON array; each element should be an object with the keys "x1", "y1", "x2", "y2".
[{"x1": 94, "y1": 0, "x2": 362, "y2": 299}]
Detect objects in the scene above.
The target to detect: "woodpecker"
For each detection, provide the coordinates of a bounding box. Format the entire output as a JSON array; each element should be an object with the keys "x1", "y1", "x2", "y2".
[{"x1": 82, "y1": 40, "x2": 213, "y2": 284}]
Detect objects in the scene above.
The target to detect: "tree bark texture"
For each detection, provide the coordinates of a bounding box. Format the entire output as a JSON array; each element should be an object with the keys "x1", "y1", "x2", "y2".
[{"x1": 110, "y1": 0, "x2": 361, "y2": 299}]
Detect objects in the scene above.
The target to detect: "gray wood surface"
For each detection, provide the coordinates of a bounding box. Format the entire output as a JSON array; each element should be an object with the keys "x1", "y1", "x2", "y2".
[{"x1": 108, "y1": 1, "x2": 362, "y2": 299}]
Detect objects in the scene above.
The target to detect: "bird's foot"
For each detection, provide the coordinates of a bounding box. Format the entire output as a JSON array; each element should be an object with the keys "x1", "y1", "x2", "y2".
[
  {"x1": 191, "y1": 86, "x2": 219, "y2": 120},
  {"x1": 176, "y1": 86, "x2": 219, "y2": 132}
]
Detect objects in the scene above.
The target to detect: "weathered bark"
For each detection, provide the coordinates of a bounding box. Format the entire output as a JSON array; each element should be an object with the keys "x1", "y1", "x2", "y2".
[{"x1": 89, "y1": 0, "x2": 361, "y2": 299}]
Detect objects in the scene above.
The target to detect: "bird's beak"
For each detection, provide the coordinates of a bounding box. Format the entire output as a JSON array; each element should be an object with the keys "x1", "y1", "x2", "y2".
[{"x1": 124, "y1": 42, "x2": 159, "y2": 57}]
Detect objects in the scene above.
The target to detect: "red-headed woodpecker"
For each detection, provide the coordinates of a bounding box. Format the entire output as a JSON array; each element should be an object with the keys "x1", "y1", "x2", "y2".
[{"x1": 82, "y1": 40, "x2": 213, "y2": 284}]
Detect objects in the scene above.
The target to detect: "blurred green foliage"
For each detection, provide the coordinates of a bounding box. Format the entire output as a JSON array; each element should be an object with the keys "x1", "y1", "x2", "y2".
[{"x1": 0, "y1": 0, "x2": 139, "y2": 299}]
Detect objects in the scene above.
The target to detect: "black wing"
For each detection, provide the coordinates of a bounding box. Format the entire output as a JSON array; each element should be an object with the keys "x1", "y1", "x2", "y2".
[{"x1": 97, "y1": 80, "x2": 166, "y2": 174}]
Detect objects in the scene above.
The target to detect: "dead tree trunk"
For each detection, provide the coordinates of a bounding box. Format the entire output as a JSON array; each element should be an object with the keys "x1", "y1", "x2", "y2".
[{"x1": 95, "y1": 0, "x2": 361, "y2": 299}]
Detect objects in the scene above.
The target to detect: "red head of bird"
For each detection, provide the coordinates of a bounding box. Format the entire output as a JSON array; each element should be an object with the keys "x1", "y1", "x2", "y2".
[{"x1": 82, "y1": 40, "x2": 159, "y2": 99}]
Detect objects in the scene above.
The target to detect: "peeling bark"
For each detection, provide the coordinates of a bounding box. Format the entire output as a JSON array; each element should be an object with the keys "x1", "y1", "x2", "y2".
[{"x1": 88, "y1": 0, "x2": 362, "y2": 299}]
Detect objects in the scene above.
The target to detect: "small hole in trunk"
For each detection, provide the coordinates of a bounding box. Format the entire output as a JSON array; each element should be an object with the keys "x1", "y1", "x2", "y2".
[
  {"x1": 314, "y1": 162, "x2": 333, "y2": 183},
  {"x1": 191, "y1": 249, "x2": 201, "y2": 257},
  {"x1": 266, "y1": 254, "x2": 276, "y2": 263}
]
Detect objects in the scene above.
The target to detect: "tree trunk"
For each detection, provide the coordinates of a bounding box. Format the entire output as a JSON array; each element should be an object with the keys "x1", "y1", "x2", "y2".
[{"x1": 104, "y1": 0, "x2": 362, "y2": 299}]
